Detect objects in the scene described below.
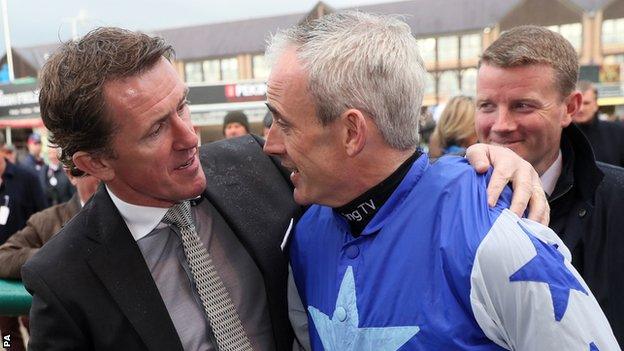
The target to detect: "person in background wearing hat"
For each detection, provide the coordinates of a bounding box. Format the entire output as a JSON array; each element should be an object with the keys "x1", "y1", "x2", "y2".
[
  {"x1": 19, "y1": 133, "x2": 49, "y2": 197},
  {"x1": 0, "y1": 132, "x2": 47, "y2": 351},
  {"x1": 223, "y1": 110, "x2": 250, "y2": 139}
]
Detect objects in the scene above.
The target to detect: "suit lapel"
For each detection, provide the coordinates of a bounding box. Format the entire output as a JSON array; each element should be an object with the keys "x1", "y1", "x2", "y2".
[{"x1": 84, "y1": 186, "x2": 183, "y2": 351}]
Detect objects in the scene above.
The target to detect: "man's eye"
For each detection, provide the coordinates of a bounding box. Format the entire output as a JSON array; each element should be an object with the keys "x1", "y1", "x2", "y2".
[
  {"x1": 514, "y1": 103, "x2": 534, "y2": 112},
  {"x1": 478, "y1": 103, "x2": 495, "y2": 112},
  {"x1": 276, "y1": 120, "x2": 289, "y2": 129},
  {"x1": 150, "y1": 123, "x2": 163, "y2": 137}
]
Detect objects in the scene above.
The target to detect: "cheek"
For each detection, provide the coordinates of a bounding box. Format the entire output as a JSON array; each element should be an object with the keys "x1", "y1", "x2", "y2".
[{"x1": 475, "y1": 117, "x2": 492, "y2": 137}]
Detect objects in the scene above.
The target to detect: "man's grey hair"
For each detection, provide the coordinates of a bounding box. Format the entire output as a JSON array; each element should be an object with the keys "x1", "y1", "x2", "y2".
[{"x1": 266, "y1": 11, "x2": 425, "y2": 150}]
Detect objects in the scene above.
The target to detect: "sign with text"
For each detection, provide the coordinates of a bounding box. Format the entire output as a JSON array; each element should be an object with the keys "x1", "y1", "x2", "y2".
[
  {"x1": 0, "y1": 82, "x2": 40, "y2": 118},
  {"x1": 188, "y1": 81, "x2": 266, "y2": 105}
]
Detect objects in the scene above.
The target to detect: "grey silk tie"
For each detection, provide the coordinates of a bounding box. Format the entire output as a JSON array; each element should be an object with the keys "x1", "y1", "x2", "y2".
[{"x1": 164, "y1": 201, "x2": 252, "y2": 351}]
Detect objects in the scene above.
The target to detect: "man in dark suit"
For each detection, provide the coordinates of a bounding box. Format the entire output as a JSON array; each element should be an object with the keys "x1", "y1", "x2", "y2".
[
  {"x1": 22, "y1": 27, "x2": 546, "y2": 351},
  {"x1": 573, "y1": 80, "x2": 624, "y2": 167},
  {"x1": 22, "y1": 27, "x2": 299, "y2": 351}
]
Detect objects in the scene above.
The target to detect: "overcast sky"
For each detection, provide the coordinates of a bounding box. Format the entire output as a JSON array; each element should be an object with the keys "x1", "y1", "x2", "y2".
[{"x1": 0, "y1": 0, "x2": 399, "y2": 54}]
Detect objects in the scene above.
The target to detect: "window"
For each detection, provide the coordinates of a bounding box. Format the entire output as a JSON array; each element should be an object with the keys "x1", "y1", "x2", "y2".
[
  {"x1": 418, "y1": 38, "x2": 436, "y2": 63},
  {"x1": 461, "y1": 68, "x2": 477, "y2": 95},
  {"x1": 603, "y1": 54, "x2": 624, "y2": 64},
  {"x1": 460, "y1": 34, "x2": 481, "y2": 60},
  {"x1": 202, "y1": 59, "x2": 221, "y2": 82},
  {"x1": 547, "y1": 23, "x2": 582, "y2": 51},
  {"x1": 438, "y1": 70, "x2": 460, "y2": 96},
  {"x1": 424, "y1": 72, "x2": 436, "y2": 95},
  {"x1": 602, "y1": 18, "x2": 624, "y2": 45},
  {"x1": 252, "y1": 55, "x2": 270, "y2": 80},
  {"x1": 185, "y1": 62, "x2": 203, "y2": 83},
  {"x1": 220, "y1": 57, "x2": 238, "y2": 81},
  {"x1": 437, "y1": 36, "x2": 459, "y2": 62}
]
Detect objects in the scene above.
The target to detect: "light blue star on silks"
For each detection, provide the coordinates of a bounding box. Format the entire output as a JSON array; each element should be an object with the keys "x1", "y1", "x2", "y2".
[
  {"x1": 308, "y1": 266, "x2": 420, "y2": 351},
  {"x1": 509, "y1": 222, "x2": 588, "y2": 321},
  {"x1": 589, "y1": 342, "x2": 600, "y2": 351}
]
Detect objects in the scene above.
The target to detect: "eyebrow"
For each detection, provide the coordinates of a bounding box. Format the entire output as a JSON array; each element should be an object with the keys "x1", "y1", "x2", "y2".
[
  {"x1": 265, "y1": 102, "x2": 289, "y2": 124},
  {"x1": 265, "y1": 102, "x2": 279, "y2": 117}
]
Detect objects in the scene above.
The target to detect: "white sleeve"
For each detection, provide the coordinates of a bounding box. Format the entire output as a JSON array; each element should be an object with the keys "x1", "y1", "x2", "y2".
[{"x1": 470, "y1": 209, "x2": 620, "y2": 351}]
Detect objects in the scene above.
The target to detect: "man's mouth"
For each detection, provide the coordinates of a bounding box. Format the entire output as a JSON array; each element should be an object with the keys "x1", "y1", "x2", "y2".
[
  {"x1": 491, "y1": 140, "x2": 522, "y2": 147},
  {"x1": 175, "y1": 153, "x2": 196, "y2": 170},
  {"x1": 283, "y1": 163, "x2": 300, "y2": 179}
]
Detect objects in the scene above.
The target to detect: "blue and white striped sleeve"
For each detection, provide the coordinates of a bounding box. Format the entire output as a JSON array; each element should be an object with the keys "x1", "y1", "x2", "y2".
[{"x1": 470, "y1": 209, "x2": 620, "y2": 351}]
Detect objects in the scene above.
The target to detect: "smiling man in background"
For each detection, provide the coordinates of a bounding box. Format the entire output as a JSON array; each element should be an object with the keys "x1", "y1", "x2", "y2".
[{"x1": 475, "y1": 25, "x2": 624, "y2": 346}]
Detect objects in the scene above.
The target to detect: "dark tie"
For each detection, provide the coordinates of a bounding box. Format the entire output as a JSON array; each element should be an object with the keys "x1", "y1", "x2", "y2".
[{"x1": 164, "y1": 201, "x2": 252, "y2": 351}]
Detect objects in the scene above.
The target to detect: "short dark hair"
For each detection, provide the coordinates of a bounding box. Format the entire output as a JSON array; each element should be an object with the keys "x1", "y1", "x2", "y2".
[
  {"x1": 39, "y1": 27, "x2": 174, "y2": 176},
  {"x1": 480, "y1": 25, "x2": 578, "y2": 98}
]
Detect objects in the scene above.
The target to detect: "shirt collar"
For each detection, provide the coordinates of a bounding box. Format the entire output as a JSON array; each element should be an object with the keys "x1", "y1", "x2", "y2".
[
  {"x1": 539, "y1": 150, "x2": 563, "y2": 197},
  {"x1": 106, "y1": 185, "x2": 169, "y2": 242}
]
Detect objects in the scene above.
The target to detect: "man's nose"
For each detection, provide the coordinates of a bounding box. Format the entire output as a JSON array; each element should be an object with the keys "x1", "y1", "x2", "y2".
[
  {"x1": 491, "y1": 108, "x2": 517, "y2": 132},
  {"x1": 172, "y1": 116, "x2": 199, "y2": 150},
  {"x1": 263, "y1": 124, "x2": 285, "y2": 156}
]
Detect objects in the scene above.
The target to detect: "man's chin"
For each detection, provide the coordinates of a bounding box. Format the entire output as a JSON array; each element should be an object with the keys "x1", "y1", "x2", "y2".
[
  {"x1": 186, "y1": 176, "x2": 207, "y2": 199},
  {"x1": 293, "y1": 189, "x2": 312, "y2": 206}
]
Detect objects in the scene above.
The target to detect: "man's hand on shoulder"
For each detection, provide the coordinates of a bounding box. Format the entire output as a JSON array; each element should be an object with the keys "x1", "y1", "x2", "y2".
[{"x1": 465, "y1": 144, "x2": 549, "y2": 225}]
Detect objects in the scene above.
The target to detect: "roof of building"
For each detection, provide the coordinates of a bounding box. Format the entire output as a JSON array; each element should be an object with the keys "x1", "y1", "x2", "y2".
[
  {"x1": 569, "y1": 0, "x2": 612, "y2": 11},
  {"x1": 2, "y1": 0, "x2": 618, "y2": 70},
  {"x1": 12, "y1": 43, "x2": 61, "y2": 71},
  {"x1": 152, "y1": 12, "x2": 303, "y2": 61},
  {"x1": 349, "y1": 0, "x2": 521, "y2": 37}
]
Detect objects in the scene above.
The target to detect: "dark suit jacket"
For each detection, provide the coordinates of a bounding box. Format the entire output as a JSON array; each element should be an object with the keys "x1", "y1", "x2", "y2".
[
  {"x1": 22, "y1": 135, "x2": 300, "y2": 350},
  {"x1": 0, "y1": 193, "x2": 80, "y2": 279}
]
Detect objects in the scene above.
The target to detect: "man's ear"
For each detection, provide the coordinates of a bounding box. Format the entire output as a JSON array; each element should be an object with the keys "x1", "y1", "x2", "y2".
[
  {"x1": 562, "y1": 91, "x2": 582, "y2": 127},
  {"x1": 341, "y1": 109, "x2": 368, "y2": 157},
  {"x1": 72, "y1": 151, "x2": 115, "y2": 182}
]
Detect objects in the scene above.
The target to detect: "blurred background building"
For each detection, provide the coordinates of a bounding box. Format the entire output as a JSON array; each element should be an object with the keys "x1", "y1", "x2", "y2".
[{"x1": 0, "y1": 0, "x2": 622, "y2": 148}]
